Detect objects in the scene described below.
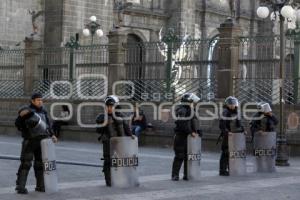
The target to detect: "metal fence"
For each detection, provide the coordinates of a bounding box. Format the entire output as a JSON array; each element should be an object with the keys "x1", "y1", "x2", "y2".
[
  {"x1": 0, "y1": 49, "x2": 24, "y2": 98},
  {"x1": 235, "y1": 35, "x2": 295, "y2": 104},
  {"x1": 34, "y1": 45, "x2": 109, "y2": 99},
  {"x1": 0, "y1": 45, "x2": 109, "y2": 99},
  {"x1": 0, "y1": 35, "x2": 297, "y2": 105},
  {"x1": 122, "y1": 37, "x2": 219, "y2": 102}
]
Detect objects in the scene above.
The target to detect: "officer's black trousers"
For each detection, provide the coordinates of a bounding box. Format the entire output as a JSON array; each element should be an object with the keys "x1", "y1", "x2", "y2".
[
  {"x1": 16, "y1": 137, "x2": 45, "y2": 190},
  {"x1": 219, "y1": 135, "x2": 229, "y2": 173},
  {"x1": 102, "y1": 139, "x2": 111, "y2": 186},
  {"x1": 171, "y1": 134, "x2": 188, "y2": 178}
]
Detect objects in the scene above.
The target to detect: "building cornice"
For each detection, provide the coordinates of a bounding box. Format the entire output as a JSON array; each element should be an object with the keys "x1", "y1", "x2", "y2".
[{"x1": 123, "y1": 7, "x2": 170, "y2": 20}]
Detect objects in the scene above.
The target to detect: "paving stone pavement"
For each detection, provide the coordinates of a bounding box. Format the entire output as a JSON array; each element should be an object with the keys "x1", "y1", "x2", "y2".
[{"x1": 0, "y1": 135, "x2": 300, "y2": 200}]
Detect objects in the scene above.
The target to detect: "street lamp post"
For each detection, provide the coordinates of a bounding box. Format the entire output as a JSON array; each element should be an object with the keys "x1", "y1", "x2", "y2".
[
  {"x1": 82, "y1": 16, "x2": 103, "y2": 96},
  {"x1": 82, "y1": 16, "x2": 104, "y2": 70},
  {"x1": 257, "y1": 0, "x2": 299, "y2": 166},
  {"x1": 65, "y1": 34, "x2": 80, "y2": 81},
  {"x1": 82, "y1": 16, "x2": 104, "y2": 46}
]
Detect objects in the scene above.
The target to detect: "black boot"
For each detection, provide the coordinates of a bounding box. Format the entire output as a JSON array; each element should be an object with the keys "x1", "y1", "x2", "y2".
[
  {"x1": 104, "y1": 171, "x2": 111, "y2": 187},
  {"x1": 219, "y1": 171, "x2": 229, "y2": 176},
  {"x1": 171, "y1": 175, "x2": 179, "y2": 181},
  {"x1": 15, "y1": 173, "x2": 20, "y2": 191},
  {"x1": 16, "y1": 170, "x2": 29, "y2": 194},
  {"x1": 103, "y1": 161, "x2": 111, "y2": 187},
  {"x1": 34, "y1": 170, "x2": 45, "y2": 192},
  {"x1": 219, "y1": 150, "x2": 229, "y2": 176},
  {"x1": 183, "y1": 159, "x2": 188, "y2": 181},
  {"x1": 15, "y1": 165, "x2": 23, "y2": 190},
  {"x1": 171, "y1": 157, "x2": 183, "y2": 181}
]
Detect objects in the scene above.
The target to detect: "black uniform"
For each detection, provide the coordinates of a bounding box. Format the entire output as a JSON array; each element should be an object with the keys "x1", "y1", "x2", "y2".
[
  {"x1": 96, "y1": 112, "x2": 132, "y2": 186},
  {"x1": 171, "y1": 105, "x2": 198, "y2": 180},
  {"x1": 250, "y1": 112, "x2": 278, "y2": 139},
  {"x1": 219, "y1": 106, "x2": 244, "y2": 174},
  {"x1": 15, "y1": 104, "x2": 52, "y2": 193}
]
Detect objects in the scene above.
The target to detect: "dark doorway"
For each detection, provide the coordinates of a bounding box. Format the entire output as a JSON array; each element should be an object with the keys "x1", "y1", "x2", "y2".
[{"x1": 125, "y1": 34, "x2": 144, "y2": 101}]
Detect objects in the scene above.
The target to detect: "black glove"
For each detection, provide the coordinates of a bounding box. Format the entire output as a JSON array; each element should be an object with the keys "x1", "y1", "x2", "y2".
[
  {"x1": 24, "y1": 114, "x2": 40, "y2": 129},
  {"x1": 47, "y1": 128, "x2": 55, "y2": 136},
  {"x1": 197, "y1": 130, "x2": 203, "y2": 137}
]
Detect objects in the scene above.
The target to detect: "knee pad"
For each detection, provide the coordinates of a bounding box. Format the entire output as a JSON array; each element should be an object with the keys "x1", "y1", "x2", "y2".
[
  {"x1": 20, "y1": 161, "x2": 32, "y2": 170},
  {"x1": 176, "y1": 152, "x2": 186, "y2": 160},
  {"x1": 103, "y1": 152, "x2": 110, "y2": 158},
  {"x1": 224, "y1": 151, "x2": 229, "y2": 156},
  {"x1": 174, "y1": 144, "x2": 186, "y2": 152},
  {"x1": 103, "y1": 156, "x2": 111, "y2": 168},
  {"x1": 34, "y1": 161, "x2": 44, "y2": 171},
  {"x1": 102, "y1": 164, "x2": 110, "y2": 173},
  {"x1": 21, "y1": 152, "x2": 34, "y2": 161}
]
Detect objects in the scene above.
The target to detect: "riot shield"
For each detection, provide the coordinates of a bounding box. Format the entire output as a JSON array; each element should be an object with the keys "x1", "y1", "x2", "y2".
[
  {"x1": 187, "y1": 135, "x2": 201, "y2": 180},
  {"x1": 41, "y1": 138, "x2": 58, "y2": 193},
  {"x1": 253, "y1": 131, "x2": 276, "y2": 173},
  {"x1": 110, "y1": 136, "x2": 139, "y2": 188},
  {"x1": 26, "y1": 113, "x2": 48, "y2": 137},
  {"x1": 228, "y1": 132, "x2": 247, "y2": 176}
]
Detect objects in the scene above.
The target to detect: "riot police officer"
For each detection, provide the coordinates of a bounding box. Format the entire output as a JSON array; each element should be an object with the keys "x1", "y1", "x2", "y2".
[
  {"x1": 218, "y1": 96, "x2": 244, "y2": 176},
  {"x1": 171, "y1": 93, "x2": 200, "y2": 181},
  {"x1": 250, "y1": 102, "x2": 278, "y2": 140},
  {"x1": 14, "y1": 93, "x2": 58, "y2": 194},
  {"x1": 96, "y1": 95, "x2": 134, "y2": 186}
]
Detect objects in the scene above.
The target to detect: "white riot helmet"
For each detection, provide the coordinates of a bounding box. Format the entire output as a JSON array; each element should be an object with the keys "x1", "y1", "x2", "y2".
[
  {"x1": 104, "y1": 95, "x2": 119, "y2": 106},
  {"x1": 225, "y1": 96, "x2": 239, "y2": 107},
  {"x1": 181, "y1": 93, "x2": 200, "y2": 103},
  {"x1": 257, "y1": 102, "x2": 272, "y2": 113}
]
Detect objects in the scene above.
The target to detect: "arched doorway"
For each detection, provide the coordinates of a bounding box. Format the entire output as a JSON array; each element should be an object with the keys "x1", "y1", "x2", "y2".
[
  {"x1": 126, "y1": 34, "x2": 144, "y2": 79},
  {"x1": 125, "y1": 34, "x2": 144, "y2": 100}
]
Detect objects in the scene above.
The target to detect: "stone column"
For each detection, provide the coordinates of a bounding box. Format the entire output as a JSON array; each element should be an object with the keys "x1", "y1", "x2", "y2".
[
  {"x1": 217, "y1": 18, "x2": 241, "y2": 99},
  {"x1": 24, "y1": 39, "x2": 42, "y2": 97},
  {"x1": 107, "y1": 29, "x2": 127, "y2": 95},
  {"x1": 44, "y1": 0, "x2": 63, "y2": 47}
]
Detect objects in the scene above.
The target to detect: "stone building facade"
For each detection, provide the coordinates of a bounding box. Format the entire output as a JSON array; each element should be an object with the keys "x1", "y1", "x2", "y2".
[
  {"x1": 0, "y1": 0, "x2": 271, "y2": 49},
  {"x1": 0, "y1": 0, "x2": 44, "y2": 48},
  {"x1": 1, "y1": 1, "x2": 300, "y2": 156}
]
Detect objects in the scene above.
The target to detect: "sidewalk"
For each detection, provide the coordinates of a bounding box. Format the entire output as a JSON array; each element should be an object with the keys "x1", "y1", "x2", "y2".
[{"x1": 0, "y1": 135, "x2": 300, "y2": 200}]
